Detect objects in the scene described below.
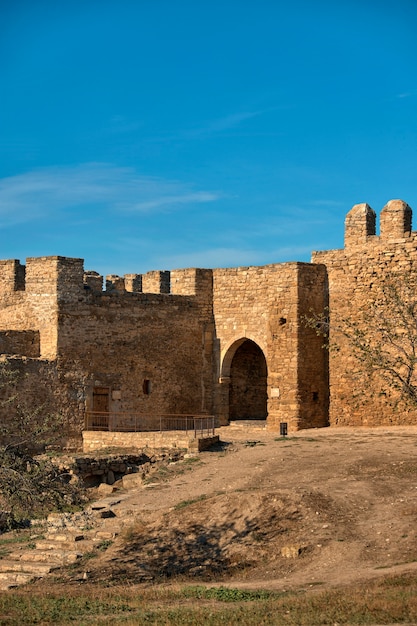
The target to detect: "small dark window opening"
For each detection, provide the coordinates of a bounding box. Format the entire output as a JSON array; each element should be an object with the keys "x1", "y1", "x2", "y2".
[
  {"x1": 142, "y1": 379, "x2": 151, "y2": 395},
  {"x1": 312, "y1": 391, "x2": 319, "y2": 402},
  {"x1": 279, "y1": 317, "x2": 287, "y2": 325}
]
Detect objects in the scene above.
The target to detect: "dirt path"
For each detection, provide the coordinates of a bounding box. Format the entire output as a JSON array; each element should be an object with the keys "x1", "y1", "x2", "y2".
[{"x1": 68, "y1": 424, "x2": 417, "y2": 591}]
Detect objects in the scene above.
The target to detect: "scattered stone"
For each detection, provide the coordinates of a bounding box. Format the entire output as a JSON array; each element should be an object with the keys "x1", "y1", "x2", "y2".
[
  {"x1": 98, "y1": 509, "x2": 116, "y2": 519},
  {"x1": 122, "y1": 473, "x2": 144, "y2": 489},
  {"x1": 97, "y1": 483, "x2": 117, "y2": 496},
  {"x1": 281, "y1": 545, "x2": 303, "y2": 559}
]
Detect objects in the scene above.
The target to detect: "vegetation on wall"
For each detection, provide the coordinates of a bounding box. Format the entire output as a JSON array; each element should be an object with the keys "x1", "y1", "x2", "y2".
[
  {"x1": 0, "y1": 361, "x2": 84, "y2": 526},
  {"x1": 304, "y1": 272, "x2": 417, "y2": 410}
]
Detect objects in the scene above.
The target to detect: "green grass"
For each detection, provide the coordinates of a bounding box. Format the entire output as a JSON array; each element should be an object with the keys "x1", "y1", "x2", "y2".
[
  {"x1": 173, "y1": 494, "x2": 208, "y2": 510},
  {"x1": 183, "y1": 456, "x2": 202, "y2": 465},
  {"x1": 0, "y1": 531, "x2": 43, "y2": 546},
  {"x1": 181, "y1": 585, "x2": 275, "y2": 601},
  {"x1": 1, "y1": 572, "x2": 417, "y2": 625},
  {"x1": 144, "y1": 455, "x2": 203, "y2": 485},
  {"x1": 0, "y1": 594, "x2": 133, "y2": 624},
  {"x1": 96, "y1": 539, "x2": 113, "y2": 552},
  {"x1": 0, "y1": 530, "x2": 44, "y2": 557}
]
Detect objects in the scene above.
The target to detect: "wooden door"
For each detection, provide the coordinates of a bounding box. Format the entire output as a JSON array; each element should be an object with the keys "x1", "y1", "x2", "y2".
[{"x1": 92, "y1": 387, "x2": 109, "y2": 429}]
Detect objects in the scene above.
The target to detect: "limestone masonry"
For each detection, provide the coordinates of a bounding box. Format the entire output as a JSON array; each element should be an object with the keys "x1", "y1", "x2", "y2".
[{"x1": 0, "y1": 198, "x2": 416, "y2": 442}]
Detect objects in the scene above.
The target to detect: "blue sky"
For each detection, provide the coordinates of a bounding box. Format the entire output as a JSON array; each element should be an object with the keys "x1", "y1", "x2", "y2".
[{"x1": 1, "y1": 0, "x2": 416, "y2": 278}]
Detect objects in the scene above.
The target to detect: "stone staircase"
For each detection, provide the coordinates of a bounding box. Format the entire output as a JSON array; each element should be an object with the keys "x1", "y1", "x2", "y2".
[
  {"x1": 218, "y1": 420, "x2": 267, "y2": 437},
  {"x1": 224, "y1": 420, "x2": 267, "y2": 429},
  {"x1": 0, "y1": 497, "x2": 124, "y2": 590}
]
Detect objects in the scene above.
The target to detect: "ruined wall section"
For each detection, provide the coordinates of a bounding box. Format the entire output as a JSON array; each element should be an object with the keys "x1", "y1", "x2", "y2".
[
  {"x1": 0, "y1": 259, "x2": 215, "y2": 441},
  {"x1": 0, "y1": 331, "x2": 40, "y2": 358},
  {"x1": 0, "y1": 257, "x2": 91, "y2": 444},
  {"x1": 0, "y1": 257, "x2": 84, "y2": 359},
  {"x1": 0, "y1": 355, "x2": 84, "y2": 450},
  {"x1": 312, "y1": 199, "x2": 417, "y2": 426},
  {"x1": 0, "y1": 260, "x2": 39, "y2": 354},
  {"x1": 212, "y1": 263, "x2": 328, "y2": 431}
]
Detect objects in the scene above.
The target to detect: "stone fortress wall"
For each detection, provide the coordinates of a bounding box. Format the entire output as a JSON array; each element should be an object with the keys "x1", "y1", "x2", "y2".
[
  {"x1": 313, "y1": 199, "x2": 417, "y2": 427},
  {"x1": 212, "y1": 263, "x2": 328, "y2": 430},
  {"x1": 0, "y1": 198, "x2": 414, "y2": 441},
  {"x1": 0, "y1": 260, "x2": 217, "y2": 441}
]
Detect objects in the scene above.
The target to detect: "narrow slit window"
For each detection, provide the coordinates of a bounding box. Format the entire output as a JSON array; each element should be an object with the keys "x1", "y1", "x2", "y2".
[{"x1": 142, "y1": 379, "x2": 151, "y2": 395}]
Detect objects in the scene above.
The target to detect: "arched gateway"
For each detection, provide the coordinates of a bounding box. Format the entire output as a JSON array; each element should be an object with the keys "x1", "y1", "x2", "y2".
[{"x1": 222, "y1": 339, "x2": 268, "y2": 421}]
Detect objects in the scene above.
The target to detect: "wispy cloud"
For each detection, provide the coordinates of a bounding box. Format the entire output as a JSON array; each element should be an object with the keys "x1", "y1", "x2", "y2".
[
  {"x1": 158, "y1": 247, "x2": 262, "y2": 270},
  {"x1": 188, "y1": 111, "x2": 264, "y2": 137},
  {"x1": 117, "y1": 192, "x2": 218, "y2": 212},
  {"x1": 309, "y1": 199, "x2": 345, "y2": 208},
  {"x1": 269, "y1": 245, "x2": 316, "y2": 261},
  {"x1": 147, "y1": 109, "x2": 270, "y2": 143},
  {"x1": 0, "y1": 163, "x2": 219, "y2": 225},
  {"x1": 214, "y1": 205, "x2": 342, "y2": 243},
  {"x1": 395, "y1": 89, "x2": 417, "y2": 99},
  {"x1": 186, "y1": 105, "x2": 295, "y2": 139},
  {"x1": 157, "y1": 243, "x2": 315, "y2": 271}
]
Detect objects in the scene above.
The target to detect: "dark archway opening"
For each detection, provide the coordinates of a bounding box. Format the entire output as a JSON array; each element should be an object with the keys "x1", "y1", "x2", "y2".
[{"x1": 229, "y1": 339, "x2": 267, "y2": 420}]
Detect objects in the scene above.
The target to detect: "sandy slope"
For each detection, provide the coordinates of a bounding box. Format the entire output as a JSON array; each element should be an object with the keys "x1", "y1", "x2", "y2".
[{"x1": 62, "y1": 424, "x2": 417, "y2": 591}]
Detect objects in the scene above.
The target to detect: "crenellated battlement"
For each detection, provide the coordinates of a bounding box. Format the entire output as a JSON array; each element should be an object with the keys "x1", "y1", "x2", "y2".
[
  {"x1": 3, "y1": 197, "x2": 417, "y2": 440},
  {"x1": 344, "y1": 203, "x2": 376, "y2": 247},
  {"x1": 0, "y1": 200, "x2": 414, "y2": 302},
  {"x1": 311, "y1": 197, "x2": 417, "y2": 428},
  {"x1": 344, "y1": 198, "x2": 413, "y2": 248},
  {"x1": 380, "y1": 199, "x2": 412, "y2": 240},
  {"x1": 86, "y1": 267, "x2": 213, "y2": 300},
  {"x1": 0, "y1": 255, "x2": 213, "y2": 302},
  {"x1": 0, "y1": 258, "x2": 215, "y2": 362},
  {"x1": 0, "y1": 259, "x2": 26, "y2": 293}
]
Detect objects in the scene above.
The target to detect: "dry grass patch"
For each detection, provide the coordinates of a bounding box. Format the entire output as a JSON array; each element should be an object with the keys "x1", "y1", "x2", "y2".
[{"x1": 1, "y1": 572, "x2": 417, "y2": 625}]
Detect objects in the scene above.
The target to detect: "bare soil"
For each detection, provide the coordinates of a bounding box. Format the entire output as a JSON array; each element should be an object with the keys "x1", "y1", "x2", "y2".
[{"x1": 48, "y1": 424, "x2": 417, "y2": 592}]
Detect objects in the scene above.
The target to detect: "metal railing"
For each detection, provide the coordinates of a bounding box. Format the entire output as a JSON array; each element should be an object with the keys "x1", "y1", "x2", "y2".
[{"x1": 84, "y1": 412, "x2": 216, "y2": 438}]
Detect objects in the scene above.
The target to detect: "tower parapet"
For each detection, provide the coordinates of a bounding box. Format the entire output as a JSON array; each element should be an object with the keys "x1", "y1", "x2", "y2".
[
  {"x1": 106, "y1": 275, "x2": 126, "y2": 292},
  {"x1": 171, "y1": 268, "x2": 213, "y2": 301},
  {"x1": 26, "y1": 257, "x2": 84, "y2": 302},
  {"x1": 142, "y1": 270, "x2": 170, "y2": 294},
  {"x1": 84, "y1": 271, "x2": 103, "y2": 291},
  {"x1": 380, "y1": 199, "x2": 412, "y2": 240},
  {"x1": 344, "y1": 203, "x2": 376, "y2": 248},
  {"x1": 343, "y1": 199, "x2": 413, "y2": 248},
  {"x1": 0, "y1": 260, "x2": 25, "y2": 294},
  {"x1": 124, "y1": 273, "x2": 142, "y2": 293}
]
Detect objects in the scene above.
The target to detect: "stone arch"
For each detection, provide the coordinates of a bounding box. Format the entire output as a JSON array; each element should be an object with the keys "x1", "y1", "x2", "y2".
[{"x1": 221, "y1": 338, "x2": 268, "y2": 421}]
